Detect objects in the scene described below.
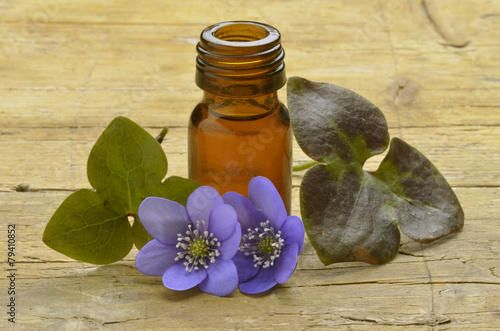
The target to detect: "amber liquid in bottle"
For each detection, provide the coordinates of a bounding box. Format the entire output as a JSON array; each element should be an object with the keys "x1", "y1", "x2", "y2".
[{"x1": 188, "y1": 21, "x2": 292, "y2": 212}]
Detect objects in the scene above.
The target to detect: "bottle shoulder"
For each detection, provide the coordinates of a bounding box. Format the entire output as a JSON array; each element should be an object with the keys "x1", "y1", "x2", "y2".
[{"x1": 190, "y1": 102, "x2": 290, "y2": 126}]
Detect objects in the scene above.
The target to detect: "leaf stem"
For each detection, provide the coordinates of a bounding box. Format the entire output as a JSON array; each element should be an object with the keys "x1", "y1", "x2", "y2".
[
  {"x1": 156, "y1": 127, "x2": 169, "y2": 144},
  {"x1": 293, "y1": 160, "x2": 320, "y2": 172}
]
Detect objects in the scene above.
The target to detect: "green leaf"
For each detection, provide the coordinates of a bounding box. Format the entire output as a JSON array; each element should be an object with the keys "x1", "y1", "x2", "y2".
[
  {"x1": 87, "y1": 117, "x2": 169, "y2": 215},
  {"x1": 131, "y1": 176, "x2": 200, "y2": 250},
  {"x1": 131, "y1": 215, "x2": 153, "y2": 251},
  {"x1": 287, "y1": 76, "x2": 389, "y2": 166},
  {"x1": 288, "y1": 77, "x2": 464, "y2": 265},
  {"x1": 43, "y1": 117, "x2": 200, "y2": 264},
  {"x1": 300, "y1": 164, "x2": 400, "y2": 265},
  {"x1": 43, "y1": 189, "x2": 133, "y2": 264},
  {"x1": 374, "y1": 138, "x2": 464, "y2": 243},
  {"x1": 157, "y1": 175, "x2": 201, "y2": 206}
]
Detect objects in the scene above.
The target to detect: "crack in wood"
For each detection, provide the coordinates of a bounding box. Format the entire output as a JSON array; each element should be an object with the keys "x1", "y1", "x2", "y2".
[
  {"x1": 102, "y1": 318, "x2": 149, "y2": 325},
  {"x1": 12, "y1": 184, "x2": 78, "y2": 193},
  {"x1": 292, "y1": 280, "x2": 500, "y2": 288},
  {"x1": 481, "y1": 13, "x2": 500, "y2": 19},
  {"x1": 489, "y1": 266, "x2": 500, "y2": 280},
  {"x1": 15, "y1": 183, "x2": 31, "y2": 192},
  {"x1": 340, "y1": 314, "x2": 451, "y2": 326},
  {"x1": 398, "y1": 249, "x2": 425, "y2": 257},
  {"x1": 421, "y1": 242, "x2": 439, "y2": 330},
  {"x1": 421, "y1": 0, "x2": 470, "y2": 48}
]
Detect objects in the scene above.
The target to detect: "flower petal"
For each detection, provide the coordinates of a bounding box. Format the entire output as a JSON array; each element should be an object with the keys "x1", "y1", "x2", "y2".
[
  {"x1": 217, "y1": 222, "x2": 241, "y2": 260},
  {"x1": 280, "y1": 216, "x2": 305, "y2": 254},
  {"x1": 199, "y1": 259, "x2": 239, "y2": 296},
  {"x1": 222, "y1": 192, "x2": 266, "y2": 230},
  {"x1": 187, "y1": 186, "x2": 223, "y2": 226},
  {"x1": 232, "y1": 251, "x2": 259, "y2": 283},
  {"x1": 248, "y1": 176, "x2": 287, "y2": 229},
  {"x1": 135, "y1": 239, "x2": 178, "y2": 276},
  {"x1": 239, "y1": 266, "x2": 277, "y2": 294},
  {"x1": 138, "y1": 197, "x2": 190, "y2": 245},
  {"x1": 208, "y1": 204, "x2": 238, "y2": 241},
  {"x1": 162, "y1": 261, "x2": 207, "y2": 291},
  {"x1": 274, "y1": 242, "x2": 299, "y2": 284}
]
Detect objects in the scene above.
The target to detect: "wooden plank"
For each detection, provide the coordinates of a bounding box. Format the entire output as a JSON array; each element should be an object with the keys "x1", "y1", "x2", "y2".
[
  {"x1": 1, "y1": 82, "x2": 499, "y2": 129},
  {"x1": 1, "y1": 188, "x2": 498, "y2": 329},
  {"x1": 1, "y1": 186, "x2": 498, "y2": 261},
  {"x1": 1, "y1": 125, "x2": 499, "y2": 191},
  {"x1": 4, "y1": 174, "x2": 482, "y2": 312}
]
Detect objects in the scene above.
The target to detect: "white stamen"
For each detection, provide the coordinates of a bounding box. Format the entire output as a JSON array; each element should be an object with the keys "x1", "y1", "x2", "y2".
[
  {"x1": 175, "y1": 221, "x2": 220, "y2": 272},
  {"x1": 238, "y1": 220, "x2": 284, "y2": 269}
]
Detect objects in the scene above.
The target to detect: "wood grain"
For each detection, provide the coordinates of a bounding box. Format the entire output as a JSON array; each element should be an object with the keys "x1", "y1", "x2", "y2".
[{"x1": 1, "y1": 0, "x2": 499, "y2": 329}]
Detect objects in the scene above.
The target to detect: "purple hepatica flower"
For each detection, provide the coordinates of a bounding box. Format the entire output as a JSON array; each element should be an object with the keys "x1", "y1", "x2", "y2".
[
  {"x1": 135, "y1": 186, "x2": 241, "y2": 297},
  {"x1": 223, "y1": 176, "x2": 305, "y2": 294}
]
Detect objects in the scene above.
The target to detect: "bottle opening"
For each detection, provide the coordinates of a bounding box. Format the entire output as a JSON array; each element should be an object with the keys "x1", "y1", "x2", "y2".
[
  {"x1": 196, "y1": 21, "x2": 286, "y2": 96},
  {"x1": 213, "y1": 23, "x2": 270, "y2": 42}
]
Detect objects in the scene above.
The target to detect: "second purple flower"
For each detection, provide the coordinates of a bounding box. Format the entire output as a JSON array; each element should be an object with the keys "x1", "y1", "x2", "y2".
[{"x1": 223, "y1": 176, "x2": 305, "y2": 294}]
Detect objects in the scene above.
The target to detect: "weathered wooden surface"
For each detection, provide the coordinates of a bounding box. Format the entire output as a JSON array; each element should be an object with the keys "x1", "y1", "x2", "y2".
[{"x1": 1, "y1": 0, "x2": 499, "y2": 329}]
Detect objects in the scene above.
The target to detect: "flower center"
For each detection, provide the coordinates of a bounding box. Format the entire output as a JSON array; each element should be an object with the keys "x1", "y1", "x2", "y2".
[
  {"x1": 175, "y1": 221, "x2": 221, "y2": 272},
  {"x1": 190, "y1": 237, "x2": 209, "y2": 258},
  {"x1": 239, "y1": 220, "x2": 284, "y2": 268},
  {"x1": 258, "y1": 237, "x2": 276, "y2": 254}
]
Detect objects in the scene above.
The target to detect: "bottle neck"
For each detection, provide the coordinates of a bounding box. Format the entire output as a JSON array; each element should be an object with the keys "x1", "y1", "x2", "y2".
[
  {"x1": 201, "y1": 91, "x2": 280, "y2": 118},
  {"x1": 195, "y1": 21, "x2": 286, "y2": 97}
]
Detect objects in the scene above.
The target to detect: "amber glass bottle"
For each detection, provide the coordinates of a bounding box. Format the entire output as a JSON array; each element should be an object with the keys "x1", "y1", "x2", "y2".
[{"x1": 188, "y1": 21, "x2": 292, "y2": 212}]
